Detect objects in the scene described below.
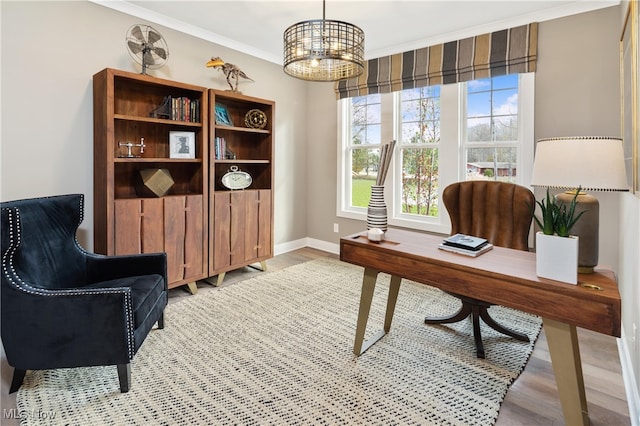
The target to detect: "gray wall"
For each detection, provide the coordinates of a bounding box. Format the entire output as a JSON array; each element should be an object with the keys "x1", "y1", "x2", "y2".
[
  {"x1": 538, "y1": 7, "x2": 639, "y2": 409},
  {"x1": 0, "y1": 0, "x2": 309, "y2": 249}
]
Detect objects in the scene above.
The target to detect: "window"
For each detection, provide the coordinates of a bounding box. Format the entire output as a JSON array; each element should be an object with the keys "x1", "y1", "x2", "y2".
[
  {"x1": 463, "y1": 74, "x2": 520, "y2": 182},
  {"x1": 338, "y1": 73, "x2": 534, "y2": 234},
  {"x1": 349, "y1": 94, "x2": 382, "y2": 208}
]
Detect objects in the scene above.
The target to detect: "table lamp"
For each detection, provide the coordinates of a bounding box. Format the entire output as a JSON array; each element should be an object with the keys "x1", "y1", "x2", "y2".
[{"x1": 530, "y1": 136, "x2": 628, "y2": 273}]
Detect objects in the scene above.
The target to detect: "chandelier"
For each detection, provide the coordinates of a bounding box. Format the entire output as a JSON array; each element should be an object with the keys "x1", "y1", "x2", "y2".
[{"x1": 283, "y1": 0, "x2": 365, "y2": 81}]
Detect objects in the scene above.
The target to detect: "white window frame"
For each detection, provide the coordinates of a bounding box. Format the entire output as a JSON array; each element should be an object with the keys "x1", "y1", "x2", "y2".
[{"x1": 337, "y1": 73, "x2": 535, "y2": 235}]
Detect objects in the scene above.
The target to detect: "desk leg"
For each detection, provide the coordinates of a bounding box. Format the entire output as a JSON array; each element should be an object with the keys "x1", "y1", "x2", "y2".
[
  {"x1": 383, "y1": 275, "x2": 401, "y2": 332},
  {"x1": 542, "y1": 318, "x2": 589, "y2": 426},
  {"x1": 353, "y1": 269, "x2": 402, "y2": 356},
  {"x1": 353, "y1": 267, "x2": 379, "y2": 356}
]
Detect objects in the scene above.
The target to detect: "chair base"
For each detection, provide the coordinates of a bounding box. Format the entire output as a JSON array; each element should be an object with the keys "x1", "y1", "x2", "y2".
[
  {"x1": 117, "y1": 363, "x2": 131, "y2": 393},
  {"x1": 8, "y1": 365, "x2": 133, "y2": 394},
  {"x1": 9, "y1": 368, "x2": 26, "y2": 394},
  {"x1": 425, "y1": 293, "x2": 529, "y2": 358}
]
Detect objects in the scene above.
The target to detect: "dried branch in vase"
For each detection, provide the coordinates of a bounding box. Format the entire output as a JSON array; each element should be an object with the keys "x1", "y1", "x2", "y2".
[{"x1": 376, "y1": 140, "x2": 396, "y2": 186}]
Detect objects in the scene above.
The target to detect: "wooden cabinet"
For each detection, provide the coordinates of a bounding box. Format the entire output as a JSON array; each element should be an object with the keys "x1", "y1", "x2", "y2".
[
  {"x1": 208, "y1": 90, "x2": 274, "y2": 283},
  {"x1": 93, "y1": 68, "x2": 208, "y2": 290},
  {"x1": 114, "y1": 196, "x2": 204, "y2": 285}
]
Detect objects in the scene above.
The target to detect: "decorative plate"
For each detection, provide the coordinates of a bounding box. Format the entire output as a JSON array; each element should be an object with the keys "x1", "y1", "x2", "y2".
[
  {"x1": 244, "y1": 109, "x2": 267, "y2": 129},
  {"x1": 221, "y1": 165, "x2": 252, "y2": 190}
]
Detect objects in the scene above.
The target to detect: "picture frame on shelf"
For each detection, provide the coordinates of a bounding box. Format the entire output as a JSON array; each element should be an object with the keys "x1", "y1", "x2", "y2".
[
  {"x1": 169, "y1": 131, "x2": 195, "y2": 159},
  {"x1": 215, "y1": 103, "x2": 233, "y2": 126}
]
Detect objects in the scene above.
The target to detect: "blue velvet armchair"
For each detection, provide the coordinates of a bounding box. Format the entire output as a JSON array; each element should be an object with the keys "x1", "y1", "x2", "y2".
[{"x1": 1, "y1": 194, "x2": 168, "y2": 393}]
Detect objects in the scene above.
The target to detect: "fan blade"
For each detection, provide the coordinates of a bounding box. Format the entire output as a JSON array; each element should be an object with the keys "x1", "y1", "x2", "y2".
[
  {"x1": 147, "y1": 29, "x2": 161, "y2": 45},
  {"x1": 143, "y1": 51, "x2": 156, "y2": 66},
  {"x1": 131, "y1": 25, "x2": 144, "y2": 42},
  {"x1": 152, "y1": 47, "x2": 167, "y2": 60},
  {"x1": 127, "y1": 40, "x2": 144, "y2": 55}
]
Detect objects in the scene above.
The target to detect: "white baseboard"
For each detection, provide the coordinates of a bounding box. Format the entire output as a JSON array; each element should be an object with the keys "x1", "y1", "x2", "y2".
[
  {"x1": 305, "y1": 238, "x2": 340, "y2": 254},
  {"x1": 275, "y1": 237, "x2": 339, "y2": 256},
  {"x1": 619, "y1": 329, "x2": 640, "y2": 426},
  {"x1": 273, "y1": 238, "x2": 308, "y2": 256}
]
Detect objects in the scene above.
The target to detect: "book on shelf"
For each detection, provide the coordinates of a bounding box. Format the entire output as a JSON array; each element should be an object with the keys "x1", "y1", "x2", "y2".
[
  {"x1": 150, "y1": 96, "x2": 200, "y2": 122},
  {"x1": 438, "y1": 242, "x2": 494, "y2": 257},
  {"x1": 442, "y1": 233, "x2": 488, "y2": 251},
  {"x1": 214, "y1": 137, "x2": 227, "y2": 160}
]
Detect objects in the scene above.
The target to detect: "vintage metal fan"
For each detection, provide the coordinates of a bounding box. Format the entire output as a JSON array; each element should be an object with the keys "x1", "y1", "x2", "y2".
[{"x1": 126, "y1": 25, "x2": 169, "y2": 74}]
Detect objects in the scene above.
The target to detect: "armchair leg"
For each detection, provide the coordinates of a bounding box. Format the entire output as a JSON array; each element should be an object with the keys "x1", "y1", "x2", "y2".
[
  {"x1": 157, "y1": 312, "x2": 165, "y2": 329},
  {"x1": 9, "y1": 369, "x2": 26, "y2": 394},
  {"x1": 117, "y1": 364, "x2": 131, "y2": 393}
]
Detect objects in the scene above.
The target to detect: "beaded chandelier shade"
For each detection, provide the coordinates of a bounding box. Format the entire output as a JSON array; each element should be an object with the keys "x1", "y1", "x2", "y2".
[{"x1": 283, "y1": 1, "x2": 364, "y2": 81}]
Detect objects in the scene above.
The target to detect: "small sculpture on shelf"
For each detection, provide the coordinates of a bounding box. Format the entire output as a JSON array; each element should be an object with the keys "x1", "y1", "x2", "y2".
[
  {"x1": 118, "y1": 138, "x2": 146, "y2": 158},
  {"x1": 244, "y1": 109, "x2": 267, "y2": 129},
  {"x1": 150, "y1": 96, "x2": 171, "y2": 119},
  {"x1": 206, "y1": 57, "x2": 253, "y2": 92}
]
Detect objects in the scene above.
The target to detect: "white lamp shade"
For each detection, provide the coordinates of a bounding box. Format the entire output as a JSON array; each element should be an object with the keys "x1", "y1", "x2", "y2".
[{"x1": 530, "y1": 136, "x2": 629, "y2": 191}]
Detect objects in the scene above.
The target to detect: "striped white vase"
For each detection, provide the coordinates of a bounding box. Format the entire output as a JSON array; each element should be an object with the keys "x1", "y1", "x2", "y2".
[{"x1": 366, "y1": 185, "x2": 387, "y2": 232}]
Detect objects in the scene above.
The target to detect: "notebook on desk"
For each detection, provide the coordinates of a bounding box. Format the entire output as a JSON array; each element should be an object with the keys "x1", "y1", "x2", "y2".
[
  {"x1": 442, "y1": 234, "x2": 489, "y2": 251},
  {"x1": 438, "y1": 242, "x2": 494, "y2": 257}
]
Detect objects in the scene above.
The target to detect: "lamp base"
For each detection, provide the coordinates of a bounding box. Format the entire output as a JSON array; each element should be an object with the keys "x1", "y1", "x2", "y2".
[
  {"x1": 578, "y1": 266, "x2": 595, "y2": 274},
  {"x1": 556, "y1": 190, "x2": 599, "y2": 273}
]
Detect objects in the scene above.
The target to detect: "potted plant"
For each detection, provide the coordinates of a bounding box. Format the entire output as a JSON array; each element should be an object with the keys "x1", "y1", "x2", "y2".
[{"x1": 531, "y1": 187, "x2": 585, "y2": 284}]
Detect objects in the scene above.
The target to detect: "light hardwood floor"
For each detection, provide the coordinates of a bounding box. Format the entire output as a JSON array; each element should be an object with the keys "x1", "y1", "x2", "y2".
[{"x1": 1, "y1": 247, "x2": 631, "y2": 425}]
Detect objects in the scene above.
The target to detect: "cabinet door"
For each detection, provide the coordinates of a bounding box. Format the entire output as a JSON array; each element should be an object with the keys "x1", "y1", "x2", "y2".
[
  {"x1": 212, "y1": 190, "x2": 271, "y2": 273},
  {"x1": 213, "y1": 191, "x2": 246, "y2": 271},
  {"x1": 164, "y1": 195, "x2": 204, "y2": 283},
  {"x1": 115, "y1": 196, "x2": 205, "y2": 286},
  {"x1": 212, "y1": 192, "x2": 230, "y2": 271},
  {"x1": 244, "y1": 189, "x2": 271, "y2": 260},
  {"x1": 114, "y1": 198, "x2": 163, "y2": 255}
]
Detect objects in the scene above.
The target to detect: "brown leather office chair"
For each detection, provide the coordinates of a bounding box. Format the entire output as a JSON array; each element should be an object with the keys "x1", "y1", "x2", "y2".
[{"x1": 425, "y1": 180, "x2": 535, "y2": 358}]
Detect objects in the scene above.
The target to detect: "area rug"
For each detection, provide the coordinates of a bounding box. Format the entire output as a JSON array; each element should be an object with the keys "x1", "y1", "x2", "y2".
[{"x1": 16, "y1": 258, "x2": 542, "y2": 425}]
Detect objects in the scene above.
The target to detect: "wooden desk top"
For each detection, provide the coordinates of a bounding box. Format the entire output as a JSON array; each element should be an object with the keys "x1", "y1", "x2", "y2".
[{"x1": 340, "y1": 228, "x2": 621, "y2": 337}]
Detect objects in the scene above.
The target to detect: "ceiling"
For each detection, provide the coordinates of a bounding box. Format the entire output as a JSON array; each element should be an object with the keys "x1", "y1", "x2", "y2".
[{"x1": 94, "y1": 0, "x2": 619, "y2": 65}]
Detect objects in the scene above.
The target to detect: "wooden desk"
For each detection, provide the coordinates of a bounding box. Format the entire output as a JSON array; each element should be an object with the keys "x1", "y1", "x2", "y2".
[{"x1": 340, "y1": 228, "x2": 621, "y2": 426}]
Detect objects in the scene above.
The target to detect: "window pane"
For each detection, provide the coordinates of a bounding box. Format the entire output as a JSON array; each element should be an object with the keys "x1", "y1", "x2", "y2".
[
  {"x1": 467, "y1": 78, "x2": 491, "y2": 94},
  {"x1": 467, "y1": 92, "x2": 491, "y2": 118},
  {"x1": 465, "y1": 147, "x2": 517, "y2": 182},
  {"x1": 401, "y1": 147, "x2": 439, "y2": 216},
  {"x1": 351, "y1": 147, "x2": 379, "y2": 207},
  {"x1": 467, "y1": 117, "x2": 492, "y2": 142},
  {"x1": 492, "y1": 116, "x2": 518, "y2": 141},
  {"x1": 492, "y1": 88, "x2": 518, "y2": 116},
  {"x1": 400, "y1": 86, "x2": 441, "y2": 144},
  {"x1": 351, "y1": 95, "x2": 381, "y2": 145},
  {"x1": 399, "y1": 86, "x2": 441, "y2": 217},
  {"x1": 466, "y1": 74, "x2": 519, "y2": 144},
  {"x1": 491, "y1": 74, "x2": 518, "y2": 90}
]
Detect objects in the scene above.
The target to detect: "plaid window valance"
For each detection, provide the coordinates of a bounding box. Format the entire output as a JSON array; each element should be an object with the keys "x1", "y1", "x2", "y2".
[{"x1": 335, "y1": 23, "x2": 538, "y2": 99}]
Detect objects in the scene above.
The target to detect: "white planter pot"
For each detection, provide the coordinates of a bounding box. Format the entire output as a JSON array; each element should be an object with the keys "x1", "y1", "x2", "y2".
[{"x1": 535, "y1": 232, "x2": 579, "y2": 285}]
